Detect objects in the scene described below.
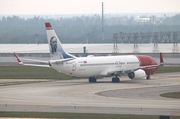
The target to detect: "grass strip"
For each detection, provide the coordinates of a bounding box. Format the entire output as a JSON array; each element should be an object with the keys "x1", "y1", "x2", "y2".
[
  {"x1": 160, "y1": 92, "x2": 180, "y2": 99},
  {"x1": 156, "y1": 66, "x2": 180, "y2": 73},
  {"x1": 0, "y1": 111, "x2": 179, "y2": 119},
  {"x1": 0, "y1": 66, "x2": 71, "y2": 80}
]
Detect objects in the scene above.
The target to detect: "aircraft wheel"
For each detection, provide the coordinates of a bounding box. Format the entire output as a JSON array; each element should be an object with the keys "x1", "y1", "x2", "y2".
[
  {"x1": 146, "y1": 74, "x2": 151, "y2": 80},
  {"x1": 89, "y1": 77, "x2": 96, "y2": 83},
  {"x1": 112, "y1": 77, "x2": 120, "y2": 83}
]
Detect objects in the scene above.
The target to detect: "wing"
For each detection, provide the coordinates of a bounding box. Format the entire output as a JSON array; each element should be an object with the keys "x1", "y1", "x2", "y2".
[
  {"x1": 14, "y1": 52, "x2": 50, "y2": 67},
  {"x1": 14, "y1": 52, "x2": 75, "y2": 67},
  {"x1": 139, "y1": 64, "x2": 159, "y2": 69},
  {"x1": 106, "y1": 64, "x2": 160, "y2": 76},
  {"x1": 107, "y1": 70, "x2": 123, "y2": 76}
]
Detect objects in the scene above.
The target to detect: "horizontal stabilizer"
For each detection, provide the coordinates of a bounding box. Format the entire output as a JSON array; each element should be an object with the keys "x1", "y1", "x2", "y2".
[
  {"x1": 23, "y1": 64, "x2": 50, "y2": 67},
  {"x1": 14, "y1": 52, "x2": 50, "y2": 67},
  {"x1": 21, "y1": 58, "x2": 49, "y2": 64},
  {"x1": 50, "y1": 58, "x2": 75, "y2": 64}
]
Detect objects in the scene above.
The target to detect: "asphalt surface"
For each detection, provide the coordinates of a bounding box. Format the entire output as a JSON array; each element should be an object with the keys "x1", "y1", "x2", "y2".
[{"x1": 0, "y1": 72, "x2": 180, "y2": 116}]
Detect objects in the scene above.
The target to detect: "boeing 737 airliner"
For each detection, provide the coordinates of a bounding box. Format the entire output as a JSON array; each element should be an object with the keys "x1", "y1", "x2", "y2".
[{"x1": 14, "y1": 22, "x2": 164, "y2": 83}]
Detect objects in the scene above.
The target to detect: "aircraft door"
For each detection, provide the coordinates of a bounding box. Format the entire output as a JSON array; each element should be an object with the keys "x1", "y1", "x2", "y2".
[{"x1": 72, "y1": 61, "x2": 76, "y2": 71}]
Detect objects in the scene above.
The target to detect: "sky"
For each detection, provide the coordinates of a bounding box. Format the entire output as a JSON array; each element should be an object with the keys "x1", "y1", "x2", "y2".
[{"x1": 0, "y1": 0, "x2": 180, "y2": 15}]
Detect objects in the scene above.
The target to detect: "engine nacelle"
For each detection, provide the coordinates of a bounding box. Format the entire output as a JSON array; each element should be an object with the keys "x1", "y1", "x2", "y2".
[{"x1": 128, "y1": 69, "x2": 146, "y2": 79}]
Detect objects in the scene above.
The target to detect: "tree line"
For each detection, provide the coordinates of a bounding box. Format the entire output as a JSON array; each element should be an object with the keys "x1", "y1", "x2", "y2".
[{"x1": 0, "y1": 13, "x2": 180, "y2": 44}]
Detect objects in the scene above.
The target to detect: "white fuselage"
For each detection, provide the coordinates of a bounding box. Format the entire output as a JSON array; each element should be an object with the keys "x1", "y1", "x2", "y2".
[{"x1": 51, "y1": 55, "x2": 140, "y2": 77}]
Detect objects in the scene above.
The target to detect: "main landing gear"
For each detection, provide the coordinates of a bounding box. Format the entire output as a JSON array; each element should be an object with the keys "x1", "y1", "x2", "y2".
[
  {"x1": 146, "y1": 74, "x2": 151, "y2": 80},
  {"x1": 89, "y1": 77, "x2": 96, "y2": 83},
  {"x1": 112, "y1": 76, "x2": 120, "y2": 83},
  {"x1": 89, "y1": 77, "x2": 120, "y2": 83}
]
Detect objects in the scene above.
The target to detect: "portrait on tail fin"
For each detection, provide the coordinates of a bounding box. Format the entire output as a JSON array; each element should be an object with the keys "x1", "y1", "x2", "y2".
[
  {"x1": 50, "y1": 36, "x2": 57, "y2": 54},
  {"x1": 45, "y1": 22, "x2": 75, "y2": 59}
]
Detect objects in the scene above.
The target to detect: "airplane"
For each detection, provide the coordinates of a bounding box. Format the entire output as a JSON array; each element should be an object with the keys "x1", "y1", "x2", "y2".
[{"x1": 14, "y1": 22, "x2": 164, "y2": 83}]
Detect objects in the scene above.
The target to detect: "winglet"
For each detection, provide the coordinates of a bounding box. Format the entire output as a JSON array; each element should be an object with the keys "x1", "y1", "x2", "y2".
[
  {"x1": 14, "y1": 52, "x2": 23, "y2": 65},
  {"x1": 160, "y1": 52, "x2": 164, "y2": 66}
]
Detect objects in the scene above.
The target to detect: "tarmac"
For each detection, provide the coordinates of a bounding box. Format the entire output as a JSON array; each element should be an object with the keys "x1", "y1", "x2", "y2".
[{"x1": 0, "y1": 72, "x2": 180, "y2": 116}]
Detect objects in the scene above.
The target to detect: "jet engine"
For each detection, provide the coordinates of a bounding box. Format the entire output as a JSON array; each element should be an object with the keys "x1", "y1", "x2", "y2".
[{"x1": 128, "y1": 69, "x2": 146, "y2": 79}]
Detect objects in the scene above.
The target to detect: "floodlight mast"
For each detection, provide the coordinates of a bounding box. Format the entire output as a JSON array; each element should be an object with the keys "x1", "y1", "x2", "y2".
[{"x1": 102, "y1": 2, "x2": 104, "y2": 41}]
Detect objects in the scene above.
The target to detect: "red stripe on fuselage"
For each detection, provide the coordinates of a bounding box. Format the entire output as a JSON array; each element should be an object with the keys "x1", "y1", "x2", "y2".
[{"x1": 136, "y1": 55, "x2": 159, "y2": 75}]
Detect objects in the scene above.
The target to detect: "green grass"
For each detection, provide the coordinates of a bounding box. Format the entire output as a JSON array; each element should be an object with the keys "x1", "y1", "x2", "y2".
[
  {"x1": 160, "y1": 92, "x2": 180, "y2": 99},
  {"x1": 0, "y1": 112, "x2": 179, "y2": 119},
  {"x1": 0, "y1": 66, "x2": 180, "y2": 80},
  {"x1": 0, "y1": 66, "x2": 71, "y2": 80},
  {"x1": 156, "y1": 66, "x2": 180, "y2": 73}
]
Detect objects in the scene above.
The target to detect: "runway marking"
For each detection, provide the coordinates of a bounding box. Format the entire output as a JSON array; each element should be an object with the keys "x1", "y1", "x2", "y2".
[{"x1": 27, "y1": 105, "x2": 54, "y2": 111}]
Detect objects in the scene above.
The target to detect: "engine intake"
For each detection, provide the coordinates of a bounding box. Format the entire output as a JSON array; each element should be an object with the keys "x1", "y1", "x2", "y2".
[{"x1": 128, "y1": 69, "x2": 146, "y2": 79}]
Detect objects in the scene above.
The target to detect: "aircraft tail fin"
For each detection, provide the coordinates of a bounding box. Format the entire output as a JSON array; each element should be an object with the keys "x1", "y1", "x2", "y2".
[{"x1": 45, "y1": 22, "x2": 75, "y2": 60}]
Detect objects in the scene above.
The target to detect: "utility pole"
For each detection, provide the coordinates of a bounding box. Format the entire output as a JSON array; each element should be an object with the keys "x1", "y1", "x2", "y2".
[
  {"x1": 85, "y1": 34, "x2": 89, "y2": 44},
  {"x1": 35, "y1": 34, "x2": 39, "y2": 45},
  {"x1": 152, "y1": 16, "x2": 159, "y2": 52},
  {"x1": 102, "y1": 2, "x2": 104, "y2": 41},
  {"x1": 112, "y1": 33, "x2": 119, "y2": 53},
  {"x1": 132, "y1": 33, "x2": 139, "y2": 53},
  {"x1": 25, "y1": 27, "x2": 28, "y2": 44},
  {"x1": 152, "y1": 32, "x2": 159, "y2": 53},
  {"x1": 172, "y1": 31, "x2": 179, "y2": 53}
]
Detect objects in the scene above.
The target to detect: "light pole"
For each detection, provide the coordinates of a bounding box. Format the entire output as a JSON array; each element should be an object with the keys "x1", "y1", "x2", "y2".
[{"x1": 35, "y1": 34, "x2": 39, "y2": 45}]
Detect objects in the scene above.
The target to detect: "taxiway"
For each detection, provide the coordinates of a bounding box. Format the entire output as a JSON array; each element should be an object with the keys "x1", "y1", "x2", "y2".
[{"x1": 0, "y1": 72, "x2": 180, "y2": 116}]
